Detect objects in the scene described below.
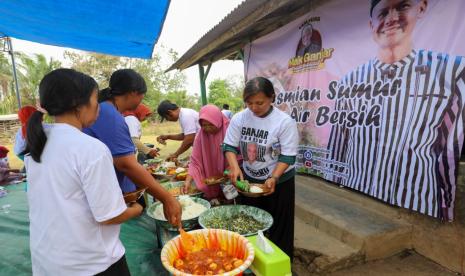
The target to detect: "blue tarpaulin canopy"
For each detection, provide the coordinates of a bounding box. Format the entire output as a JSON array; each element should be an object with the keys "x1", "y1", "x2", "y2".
[{"x1": 0, "y1": 0, "x2": 171, "y2": 58}]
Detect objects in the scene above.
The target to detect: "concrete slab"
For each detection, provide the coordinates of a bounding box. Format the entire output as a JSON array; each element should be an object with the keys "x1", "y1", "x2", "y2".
[
  {"x1": 295, "y1": 175, "x2": 412, "y2": 260},
  {"x1": 294, "y1": 217, "x2": 364, "y2": 274},
  {"x1": 327, "y1": 250, "x2": 455, "y2": 276}
]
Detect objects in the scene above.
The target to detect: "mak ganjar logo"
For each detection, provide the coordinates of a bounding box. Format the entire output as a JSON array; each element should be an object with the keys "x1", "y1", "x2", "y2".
[{"x1": 288, "y1": 17, "x2": 334, "y2": 73}]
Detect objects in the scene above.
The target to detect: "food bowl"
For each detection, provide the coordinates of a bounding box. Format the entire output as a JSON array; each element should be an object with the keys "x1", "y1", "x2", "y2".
[
  {"x1": 161, "y1": 228, "x2": 255, "y2": 276},
  {"x1": 147, "y1": 197, "x2": 211, "y2": 231},
  {"x1": 152, "y1": 173, "x2": 176, "y2": 182},
  {"x1": 204, "y1": 175, "x2": 227, "y2": 186},
  {"x1": 160, "y1": 181, "x2": 203, "y2": 198},
  {"x1": 144, "y1": 157, "x2": 164, "y2": 165},
  {"x1": 199, "y1": 205, "x2": 273, "y2": 237},
  {"x1": 237, "y1": 183, "x2": 270, "y2": 198},
  {"x1": 123, "y1": 187, "x2": 146, "y2": 203}
]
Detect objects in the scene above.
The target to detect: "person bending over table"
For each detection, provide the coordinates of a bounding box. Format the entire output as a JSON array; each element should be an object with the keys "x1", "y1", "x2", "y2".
[{"x1": 156, "y1": 100, "x2": 200, "y2": 161}]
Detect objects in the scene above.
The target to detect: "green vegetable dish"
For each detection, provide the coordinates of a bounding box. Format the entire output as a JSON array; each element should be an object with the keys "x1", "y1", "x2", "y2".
[
  {"x1": 209, "y1": 212, "x2": 264, "y2": 234},
  {"x1": 198, "y1": 205, "x2": 273, "y2": 236}
]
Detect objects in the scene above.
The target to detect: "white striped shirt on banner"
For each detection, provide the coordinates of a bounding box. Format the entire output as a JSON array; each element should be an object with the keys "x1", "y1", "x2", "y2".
[{"x1": 326, "y1": 50, "x2": 465, "y2": 220}]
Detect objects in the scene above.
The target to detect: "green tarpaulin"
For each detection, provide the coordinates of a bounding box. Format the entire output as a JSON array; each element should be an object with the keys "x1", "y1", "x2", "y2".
[{"x1": 0, "y1": 182, "x2": 168, "y2": 275}]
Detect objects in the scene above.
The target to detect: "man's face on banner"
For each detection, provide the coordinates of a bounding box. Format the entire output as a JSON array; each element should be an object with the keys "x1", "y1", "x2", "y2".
[
  {"x1": 302, "y1": 26, "x2": 313, "y2": 46},
  {"x1": 247, "y1": 143, "x2": 257, "y2": 163},
  {"x1": 370, "y1": 0, "x2": 427, "y2": 49}
]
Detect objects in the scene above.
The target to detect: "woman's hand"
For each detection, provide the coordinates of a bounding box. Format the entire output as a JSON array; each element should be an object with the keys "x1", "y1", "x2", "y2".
[
  {"x1": 228, "y1": 165, "x2": 243, "y2": 186},
  {"x1": 166, "y1": 153, "x2": 178, "y2": 162},
  {"x1": 162, "y1": 196, "x2": 182, "y2": 227},
  {"x1": 263, "y1": 177, "x2": 277, "y2": 196},
  {"x1": 147, "y1": 149, "x2": 160, "y2": 158},
  {"x1": 127, "y1": 202, "x2": 144, "y2": 216},
  {"x1": 157, "y1": 135, "x2": 168, "y2": 145},
  {"x1": 182, "y1": 180, "x2": 191, "y2": 194},
  {"x1": 225, "y1": 152, "x2": 242, "y2": 185}
]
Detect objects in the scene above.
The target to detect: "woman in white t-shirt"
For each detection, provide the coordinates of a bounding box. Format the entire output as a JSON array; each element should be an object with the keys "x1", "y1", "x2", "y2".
[
  {"x1": 24, "y1": 69, "x2": 143, "y2": 275},
  {"x1": 222, "y1": 76, "x2": 299, "y2": 260}
]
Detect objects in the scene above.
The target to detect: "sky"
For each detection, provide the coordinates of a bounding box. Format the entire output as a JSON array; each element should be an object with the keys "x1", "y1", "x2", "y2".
[{"x1": 10, "y1": 0, "x2": 244, "y2": 96}]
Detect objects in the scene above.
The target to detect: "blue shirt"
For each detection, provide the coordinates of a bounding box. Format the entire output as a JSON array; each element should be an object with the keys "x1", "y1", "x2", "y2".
[{"x1": 83, "y1": 102, "x2": 137, "y2": 193}]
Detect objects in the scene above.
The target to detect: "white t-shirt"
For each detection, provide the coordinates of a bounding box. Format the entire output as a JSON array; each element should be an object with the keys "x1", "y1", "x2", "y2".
[
  {"x1": 179, "y1": 107, "x2": 200, "y2": 135},
  {"x1": 25, "y1": 123, "x2": 127, "y2": 275},
  {"x1": 13, "y1": 129, "x2": 26, "y2": 156},
  {"x1": 221, "y1": 109, "x2": 233, "y2": 119},
  {"x1": 224, "y1": 107, "x2": 299, "y2": 180},
  {"x1": 124, "y1": 115, "x2": 141, "y2": 138},
  {"x1": 14, "y1": 124, "x2": 52, "y2": 156}
]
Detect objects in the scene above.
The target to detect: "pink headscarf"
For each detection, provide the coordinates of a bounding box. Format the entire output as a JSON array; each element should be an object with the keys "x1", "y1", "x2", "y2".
[{"x1": 188, "y1": 105, "x2": 230, "y2": 199}]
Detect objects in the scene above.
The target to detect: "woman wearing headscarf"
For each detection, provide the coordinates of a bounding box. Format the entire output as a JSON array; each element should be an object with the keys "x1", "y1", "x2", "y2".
[
  {"x1": 123, "y1": 103, "x2": 159, "y2": 163},
  {"x1": 0, "y1": 146, "x2": 21, "y2": 184},
  {"x1": 183, "y1": 105, "x2": 229, "y2": 200},
  {"x1": 14, "y1": 105, "x2": 37, "y2": 160}
]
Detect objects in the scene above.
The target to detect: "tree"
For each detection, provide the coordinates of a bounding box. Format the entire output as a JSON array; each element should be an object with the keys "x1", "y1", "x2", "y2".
[
  {"x1": 64, "y1": 45, "x2": 190, "y2": 111},
  {"x1": 166, "y1": 90, "x2": 199, "y2": 110},
  {"x1": 130, "y1": 45, "x2": 188, "y2": 109},
  {"x1": 207, "y1": 77, "x2": 243, "y2": 112},
  {"x1": 0, "y1": 52, "x2": 12, "y2": 102},
  {"x1": 17, "y1": 53, "x2": 61, "y2": 105},
  {"x1": 64, "y1": 51, "x2": 124, "y2": 88}
]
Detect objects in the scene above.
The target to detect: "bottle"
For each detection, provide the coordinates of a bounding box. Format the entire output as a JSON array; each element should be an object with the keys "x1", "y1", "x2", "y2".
[
  {"x1": 236, "y1": 180, "x2": 250, "y2": 192},
  {"x1": 221, "y1": 180, "x2": 238, "y2": 200}
]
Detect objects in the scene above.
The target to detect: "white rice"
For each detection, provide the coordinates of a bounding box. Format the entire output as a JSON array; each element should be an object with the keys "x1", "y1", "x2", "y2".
[{"x1": 153, "y1": 196, "x2": 207, "y2": 221}]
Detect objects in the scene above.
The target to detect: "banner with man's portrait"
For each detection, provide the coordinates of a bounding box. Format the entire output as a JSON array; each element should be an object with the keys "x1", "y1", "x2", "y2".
[{"x1": 244, "y1": 0, "x2": 465, "y2": 220}]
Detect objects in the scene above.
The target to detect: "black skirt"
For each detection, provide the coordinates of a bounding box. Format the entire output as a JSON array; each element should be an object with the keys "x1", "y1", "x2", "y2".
[
  {"x1": 95, "y1": 255, "x2": 131, "y2": 276},
  {"x1": 240, "y1": 176, "x2": 295, "y2": 260}
]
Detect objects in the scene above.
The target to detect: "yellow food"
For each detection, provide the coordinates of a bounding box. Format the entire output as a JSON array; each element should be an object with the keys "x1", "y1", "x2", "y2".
[
  {"x1": 167, "y1": 186, "x2": 198, "y2": 196},
  {"x1": 175, "y1": 172, "x2": 188, "y2": 181}
]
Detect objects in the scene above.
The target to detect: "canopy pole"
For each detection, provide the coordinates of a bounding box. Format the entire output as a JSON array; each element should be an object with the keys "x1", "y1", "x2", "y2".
[
  {"x1": 198, "y1": 63, "x2": 212, "y2": 106},
  {"x1": 6, "y1": 37, "x2": 21, "y2": 109}
]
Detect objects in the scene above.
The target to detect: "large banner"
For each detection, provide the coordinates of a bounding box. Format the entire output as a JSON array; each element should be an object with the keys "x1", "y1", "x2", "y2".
[{"x1": 244, "y1": 0, "x2": 465, "y2": 220}]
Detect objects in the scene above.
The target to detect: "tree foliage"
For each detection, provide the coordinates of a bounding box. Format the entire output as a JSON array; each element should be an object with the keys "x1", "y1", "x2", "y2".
[
  {"x1": 207, "y1": 76, "x2": 244, "y2": 112},
  {"x1": 0, "y1": 44, "x2": 245, "y2": 116},
  {"x1": 17, "y1": 53, "x2": 61, "y2": 105},
  {"x1": 63, "y1": 51, "x2": 122, "y2": 87},
  {"x1": 0, "y1": 52, "x2": 61, "y2": 113},
  {"x1": 63, "y1": 45, "x2": 192, "y2": 112}
]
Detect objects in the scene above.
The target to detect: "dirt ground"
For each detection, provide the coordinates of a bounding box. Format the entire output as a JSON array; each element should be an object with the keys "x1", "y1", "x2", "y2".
[{"x1": 325, "y1": 251, "x2": 458, "y2": 276}]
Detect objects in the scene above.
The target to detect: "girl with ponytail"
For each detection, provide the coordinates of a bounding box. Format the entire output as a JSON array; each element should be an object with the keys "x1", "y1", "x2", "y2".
[{"x1": 25, "y1": 68, "x2": 142, "y2": 275}]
